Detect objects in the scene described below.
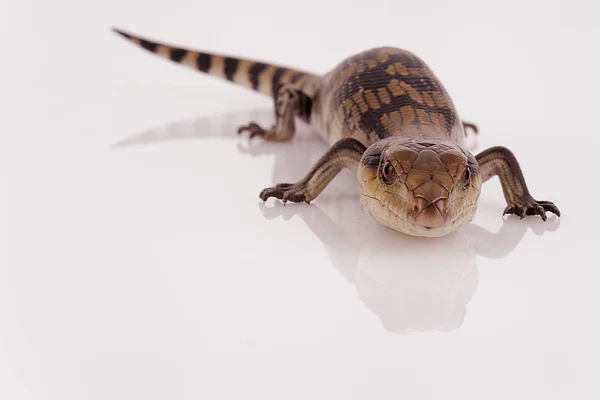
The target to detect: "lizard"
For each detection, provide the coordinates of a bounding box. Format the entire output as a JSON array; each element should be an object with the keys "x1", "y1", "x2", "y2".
[{"x1": 112, "y1": 27, "x2": 560, "y2": 238}]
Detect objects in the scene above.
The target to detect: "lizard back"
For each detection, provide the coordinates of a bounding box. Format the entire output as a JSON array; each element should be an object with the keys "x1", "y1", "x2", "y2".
[{"x1": 316, "y1": 47, "x2": 464, "y2": 147}]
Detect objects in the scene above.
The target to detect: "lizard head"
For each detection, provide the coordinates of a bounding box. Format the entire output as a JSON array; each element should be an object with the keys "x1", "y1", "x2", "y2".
[{"x1": 357, "y1": 137, "x2": 482, "y2": 237}]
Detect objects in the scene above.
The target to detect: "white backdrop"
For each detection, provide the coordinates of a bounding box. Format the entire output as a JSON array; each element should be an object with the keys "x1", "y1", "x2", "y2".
[{"x1": 1, "y1": 1, "x2": 599, "y2": 399}]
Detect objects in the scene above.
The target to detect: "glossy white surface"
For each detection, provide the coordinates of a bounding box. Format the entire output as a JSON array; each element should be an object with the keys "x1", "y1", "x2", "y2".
[{"x1": 2, "y1": 1, "x2": 600, "y2": 399}]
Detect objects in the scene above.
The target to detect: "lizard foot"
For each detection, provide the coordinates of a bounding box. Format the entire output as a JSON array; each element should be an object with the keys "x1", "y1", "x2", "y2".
[
  {"x1": 259, "y1": 182, "x2": 310, "y2": 204},
  {"x1": 462, "y1": 121, "x2": 479, "y2": 136},
  {"x1": 503, "y1": 199, "x2": 560, "y2": 221},
  {"x1": 237, "y1": 122, "x2": 274, "y2": 139}
]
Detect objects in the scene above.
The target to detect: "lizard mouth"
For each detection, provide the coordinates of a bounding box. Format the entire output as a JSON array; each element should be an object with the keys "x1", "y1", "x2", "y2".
[{"x1": 359, "y1": 192, "x2": 475, "y2": 238}]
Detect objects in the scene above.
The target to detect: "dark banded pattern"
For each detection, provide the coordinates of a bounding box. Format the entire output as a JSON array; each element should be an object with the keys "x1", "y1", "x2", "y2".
[
  {"x1": 223, "y1": 57, "x2": 238, "y2": 81},
  {"x1": 324, "y1": 47, "x2": 460, "y2": 140},
  {"x1": 112, "y1": 27, "x2": 317, "y2": 97},
  {"x1": 139, "y1": 39, "x2": 157, "y2": 53},
  {"x1": 169, "y1": 48, "x2": 186, "y2": 62},
  {"x1": 271, "y1": 68, "x2": 286, "y2": 96},
  {"x1": 248, "y1": 62, "x2": 268, "y2": 90},
  {"x1": 197, "y1": 53, "x2": 211, "y2": 72}
]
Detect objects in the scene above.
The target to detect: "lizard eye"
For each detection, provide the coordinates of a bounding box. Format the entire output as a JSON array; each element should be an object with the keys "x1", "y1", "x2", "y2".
[
  {"x1": 381, "y1": 161, "x2": 395, "y2": 184},
  {"x1": 461, "y1": 166, "x2": 471, "y2": 189}
]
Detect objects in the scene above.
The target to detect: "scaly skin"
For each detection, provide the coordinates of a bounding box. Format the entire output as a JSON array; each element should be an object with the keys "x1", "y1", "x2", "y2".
[{"x1": 112, "y1": 28, "x2": 560, "y2": 237}]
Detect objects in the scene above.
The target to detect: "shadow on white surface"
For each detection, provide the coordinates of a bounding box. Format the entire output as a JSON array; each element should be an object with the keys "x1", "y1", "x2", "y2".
[{"x1": 112, "y1": 109, "x2": 561, "y2": 334}]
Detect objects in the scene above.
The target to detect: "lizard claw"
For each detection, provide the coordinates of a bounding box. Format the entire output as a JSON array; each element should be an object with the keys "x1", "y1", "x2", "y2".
[
  {"x1": 237, "y1": 122, "x2": 272, "y2": 139},
  {"x1": 503, "y1": 200, "x2": 560, "y2": 221},
  {"x1": 259, "y1": 182, "x2": 310, "y2": 204}
]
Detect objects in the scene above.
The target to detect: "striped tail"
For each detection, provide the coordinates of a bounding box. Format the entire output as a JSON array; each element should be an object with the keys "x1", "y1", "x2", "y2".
[{"x1": 112, "y1": 27, "x2": 317, "y2": 97}]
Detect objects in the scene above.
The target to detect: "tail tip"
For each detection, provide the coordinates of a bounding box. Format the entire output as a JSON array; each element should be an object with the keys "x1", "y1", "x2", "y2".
[{"x1": 111, "y1": 26, "x2": 131, "y2": 39}]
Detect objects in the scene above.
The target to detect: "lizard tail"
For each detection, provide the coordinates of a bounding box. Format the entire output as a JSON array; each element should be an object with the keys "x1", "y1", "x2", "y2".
[{"x1": 112, "y1": 27, "x2": 318, "y2": 97}]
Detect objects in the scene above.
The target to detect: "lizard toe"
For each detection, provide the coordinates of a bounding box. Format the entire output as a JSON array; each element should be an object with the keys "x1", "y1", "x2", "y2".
[
  {"x1": 539, "y1": 201, "x2": 561, "y2": 217},
  {"x1": 259, "y1": 183, "x2": 309, "y2": 204},
  {"x1": 238, "y1": 122, "x2": 269, "y2": 139},
  {"x1": 504, "y1": 200, "x2": 559, "y2": 221}
]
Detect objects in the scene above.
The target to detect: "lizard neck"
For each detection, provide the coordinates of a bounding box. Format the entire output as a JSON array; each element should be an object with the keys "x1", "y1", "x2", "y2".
[{"x1": 383, "y1": 119, "x2": 466, "y2": 147}]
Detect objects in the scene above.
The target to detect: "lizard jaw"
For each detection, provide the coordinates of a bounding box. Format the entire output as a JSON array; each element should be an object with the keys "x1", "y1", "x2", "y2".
[{"x1": 359, "y1": 192, "x2": 477, "y2": 237}]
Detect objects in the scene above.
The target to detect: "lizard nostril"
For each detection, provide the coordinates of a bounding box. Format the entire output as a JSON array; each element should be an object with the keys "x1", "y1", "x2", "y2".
[
  {"x1": 434, "y1": 199, "x2": 449, "y2": 216},
  {"x1": 411, "y1": 197, "x2": 429, "y2": 215}
]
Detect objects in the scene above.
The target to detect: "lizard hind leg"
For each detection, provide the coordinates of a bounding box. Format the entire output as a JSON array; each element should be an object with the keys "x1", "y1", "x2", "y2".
[
  {"x1": 462, "y1": 121, "x2": 479, "y2": 136},
  {"x1": 237, "y1": 83, "x2": 313, "y2": 141}
]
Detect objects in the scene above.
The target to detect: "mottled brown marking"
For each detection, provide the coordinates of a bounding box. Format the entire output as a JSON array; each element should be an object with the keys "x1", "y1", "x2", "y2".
[
  {"x1": 394, "y1": 62, "x2": 409, "y2": 76},
  {"x1": 327, "y1": 47, "x2": 460, "y2": 138},
  {"x1": 432, "y1": 92, "x2": 447, "y2": 108},
  {"x1": 389, "y1": 111, "x2": 403, "y2": 129},
  {"x1": 429, "y1": 113, "x2": 447, "y2": 135},
  {"x1": 408, "y1": 67, "x2": 428, "y2": 77},
  {"x1": 377, "y1": 87, "x2": 391, "y2": 104},
  {"x1": 353, "y1": 91, "x2": 369, "y2": 112},
  {"x1": 400, "y1": 82, "x2": 424, "y2": 103},
  {"x1": 387, "y1": 79, "x2": 406, "y2": 96},
  {"x1": 416, "y1": 109, "x2": 432, "y2": 124},
  {"x1": 376, "y1": 51, "x2": 389, "y2": 63},
  {"x1": 343, "y1": 98, "x2": 361, "y2": 122},
  {"x1": 399, "y1": 106, "x2": 416, "y2": 126},
  {"x1": 436, "y1": 113, "x2": 447, "y2": 130},
  {"x1": 342, "y1": 65, "x2": 357, "y2": 81},
  {"x1": 422, "y1": 92, "x2": 435, "y2": 107},
  {"x1": 364, "y1": 90, "x2": 381, "y2": 109},
  {"x1": 380, "y1": 114, "x2": 392, "y2": 132}
]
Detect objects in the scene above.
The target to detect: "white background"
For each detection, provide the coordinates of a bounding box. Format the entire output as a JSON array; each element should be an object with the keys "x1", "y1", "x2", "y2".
[{"x1": 2, "y1": 0, "x2": 599, "y2": 399}]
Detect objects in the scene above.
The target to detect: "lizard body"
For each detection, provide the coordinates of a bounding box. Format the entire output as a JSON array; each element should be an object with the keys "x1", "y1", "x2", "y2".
[{"x1": 113, "y1": 28, "x2": 560, "y2": 237}]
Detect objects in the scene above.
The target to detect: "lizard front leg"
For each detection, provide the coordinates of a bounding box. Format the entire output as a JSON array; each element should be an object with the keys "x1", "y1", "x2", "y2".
[
  {"x1": 237, "y1": 83, "x2": 312, "y2": 141},
  {"x1": 476, "y1": 146, "x2": 560, "y2": 220},
  {"x1": 260, "y1": 138, "x2": 367, "y2": 203}
]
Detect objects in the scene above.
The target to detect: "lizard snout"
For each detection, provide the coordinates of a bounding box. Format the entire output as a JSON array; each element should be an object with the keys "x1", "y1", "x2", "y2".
[{"x1": 411, "y1": 197, "x2": 449, "y2": 228}]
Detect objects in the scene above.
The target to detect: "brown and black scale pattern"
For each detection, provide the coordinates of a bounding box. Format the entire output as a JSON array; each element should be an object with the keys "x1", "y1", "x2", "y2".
[{"x1": 325, "y1": 48, "x2": 459, "y2": 140}]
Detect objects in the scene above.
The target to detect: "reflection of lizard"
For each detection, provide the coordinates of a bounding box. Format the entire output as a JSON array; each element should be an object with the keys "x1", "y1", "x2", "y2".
[
  {"x1": 259, "y1": 198, "x2": 478, "y2": 334},
  {"x1": 113, "y1": 28, "x2": 559, "y2": 237},
  {"x1": 259, "y1": 198, "x2": 553, "y2": 334}
]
